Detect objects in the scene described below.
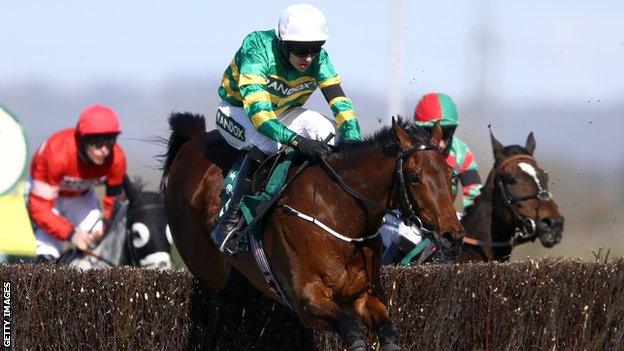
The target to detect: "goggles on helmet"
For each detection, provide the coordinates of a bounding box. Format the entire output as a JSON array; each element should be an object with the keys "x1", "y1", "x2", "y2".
[
  {"x1": 423, "y1": 125, "x2": 456, "y2": 141},
  {"x1": 83, "y1": 134, "x2": 117, "y2": 149},
  {"x1": 285, "y1": 41, "x2": 325, "y2": 58}
]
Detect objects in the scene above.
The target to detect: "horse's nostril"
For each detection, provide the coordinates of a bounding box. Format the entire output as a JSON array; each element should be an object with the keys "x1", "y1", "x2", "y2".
[
  {"x1": 441, "y1": 231, "x2": 463, "y2": 247},
  {"x1": 542, "y1": 217, "x2": 564, "y2": 230},
  {"x1": 542, "y1": 218, "x2": 556, "y2": 227}
]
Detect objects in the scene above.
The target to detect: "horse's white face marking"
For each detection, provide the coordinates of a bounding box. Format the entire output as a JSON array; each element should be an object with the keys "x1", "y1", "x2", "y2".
[
  {"x1": 518, "y1": 162, "x2": 543, "y2": 191},
  {"x1": 131, "y1": 222, "x2": 150, "y2": 248}
]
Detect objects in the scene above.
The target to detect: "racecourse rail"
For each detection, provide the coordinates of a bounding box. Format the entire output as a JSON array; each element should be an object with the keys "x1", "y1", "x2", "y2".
[{"x1": 2, "y1": 259, "x2": 623, "y2": 350}]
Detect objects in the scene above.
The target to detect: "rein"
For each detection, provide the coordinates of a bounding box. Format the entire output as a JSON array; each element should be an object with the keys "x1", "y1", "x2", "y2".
[{"x1": 314, "y1": 144, "x2": 446, "y2": 250}]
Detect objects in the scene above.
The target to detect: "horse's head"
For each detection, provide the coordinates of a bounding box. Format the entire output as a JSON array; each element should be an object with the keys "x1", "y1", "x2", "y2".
[
  {"x1": 123, "y1": 177, "x2": 173, "y2": 268},
  {"x1": 491, "y1": 131, "x2": 564, "y2": 248},
  {"x1": 392, "y1": 119, "x2": 465, "y2": 257}
]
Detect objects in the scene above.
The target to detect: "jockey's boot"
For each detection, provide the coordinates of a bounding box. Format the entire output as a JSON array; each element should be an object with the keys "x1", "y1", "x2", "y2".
[{"x1": 211, "y1": 150, "x2": 262, "y2": 255}]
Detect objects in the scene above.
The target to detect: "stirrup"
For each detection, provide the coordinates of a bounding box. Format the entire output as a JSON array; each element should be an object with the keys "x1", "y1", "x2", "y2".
[
  {"x1": 218, "y1": 230, "x2": 239, "y2": 255},
  {"x1": 214, "y1": 219, "x2": 245, "y2": 255}
]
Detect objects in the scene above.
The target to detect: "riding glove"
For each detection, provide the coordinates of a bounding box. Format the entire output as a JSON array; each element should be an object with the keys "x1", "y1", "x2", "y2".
[{"x1": 290, "y1": 135, "x2": 332, "y2": 160}]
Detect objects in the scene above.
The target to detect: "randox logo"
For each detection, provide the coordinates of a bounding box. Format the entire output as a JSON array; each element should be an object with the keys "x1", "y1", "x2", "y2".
[
  {"x1": 216, "y1": 109, "x2": 245, "y2": 141},
  {"x1": 266, "y1": 76, "x2": 316, "y2": 97}
]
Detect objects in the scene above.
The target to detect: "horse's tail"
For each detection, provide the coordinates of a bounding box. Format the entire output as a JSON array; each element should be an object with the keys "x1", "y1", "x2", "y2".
[{"x1": 159, "y1": 112, "x2": 206, "y2": 186}]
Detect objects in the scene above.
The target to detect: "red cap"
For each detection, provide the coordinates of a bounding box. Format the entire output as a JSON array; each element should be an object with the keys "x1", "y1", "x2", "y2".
[
  {"x1": 76, "y1": 104, "x2": 121, "y2": 136},
  {"x1": 414, "y1": 93, "x2": 442, "y2": 122}
]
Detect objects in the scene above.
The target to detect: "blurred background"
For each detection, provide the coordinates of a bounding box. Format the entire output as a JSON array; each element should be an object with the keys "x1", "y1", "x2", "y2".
[{"x1": 1, "y1": 0, "x2": 622, "y2": 260}]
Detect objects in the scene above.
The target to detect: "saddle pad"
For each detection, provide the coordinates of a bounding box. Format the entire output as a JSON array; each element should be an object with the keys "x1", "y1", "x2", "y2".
[{"x1": 239, "y1": 151, "x2": 295, "y2": 225}]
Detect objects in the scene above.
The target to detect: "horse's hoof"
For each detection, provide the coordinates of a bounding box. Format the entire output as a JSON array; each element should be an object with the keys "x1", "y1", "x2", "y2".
[
  {"x1": 380, "y1": 342, "x2": 402, "y2": 351},
  {"x1": 348, "y1": 340, "x2": 366, "y2": 351}
]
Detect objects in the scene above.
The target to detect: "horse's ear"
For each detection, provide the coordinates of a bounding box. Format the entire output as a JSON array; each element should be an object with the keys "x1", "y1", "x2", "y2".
[
  {"x1": 525, "y1": 132, "x2": 536, "y2": 155},
  {"x1": 123, "y1": 175, "x2": 138, "y2": 203},
  {"x1": 490, "y1": 129, "x2": 505, "y2": 162},
  {"x1": 392, "y1": 117, "x2": 413, "y2": 149},
  {"x1": 430, "y1": 121, "x2": 443, "y2": 146}
]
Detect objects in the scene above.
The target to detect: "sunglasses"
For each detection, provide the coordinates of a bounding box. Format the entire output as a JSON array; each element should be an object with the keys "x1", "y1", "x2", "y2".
[
  {"x1": 84, "y1": 135, "x2": 117, "y2": 149},
  {"x1": 424, "y1": 126, "x2": 456, "y2": 141},
  {"x1": 286, "y1": 41, "x2": 325, "y2": 58}
]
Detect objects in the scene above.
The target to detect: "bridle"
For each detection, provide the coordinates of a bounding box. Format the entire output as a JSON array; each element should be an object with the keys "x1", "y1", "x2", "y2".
[
  {"x1": 493, "y1": 154, "x2": 553, "y2": 246},
  {"x1": 318, "y1": 143, "x2": 455, "y2": 255}
]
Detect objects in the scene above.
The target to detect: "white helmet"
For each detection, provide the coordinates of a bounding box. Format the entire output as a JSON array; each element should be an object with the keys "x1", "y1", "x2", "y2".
[{"x1": 277, "y1": 4, "x2": 329, "y2": 42}]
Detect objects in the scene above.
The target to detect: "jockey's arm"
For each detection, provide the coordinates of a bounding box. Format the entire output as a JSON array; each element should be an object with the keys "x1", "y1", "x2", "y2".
[
  {"x1": 28, "y1": 151, "x2": 74, "y2": 240},
  {"x1": 320, "y1": 82, "x2": 361, "y2": 142},
  {"x1": 457, "y1": 148, "x2": 483, "y2": 209},
  {"x1": 28, "y1": 190, "x2": 74, "y2": 241},
  {"x1": 316, "y1": 55, "x2": 361, "y2": 142}
]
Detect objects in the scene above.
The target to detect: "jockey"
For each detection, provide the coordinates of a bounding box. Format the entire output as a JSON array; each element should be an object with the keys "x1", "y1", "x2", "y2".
[
  {"x1": 414, "y1": 92, "x2": 482, "y2": 209},
  {"x1": 28, "y1": 104, "x2": 127, "y2": 263},
  {"x1": 213, "y1": 3, "x2": 361, "y2": 255},
  {"x1": 381, "y1": 93, "x2": 483, "y2": 264}
]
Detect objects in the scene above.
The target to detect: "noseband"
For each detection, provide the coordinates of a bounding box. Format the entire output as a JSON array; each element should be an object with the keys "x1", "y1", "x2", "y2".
[{"x1": 495, "y1": 154, "x2": 553, "y2": 245}]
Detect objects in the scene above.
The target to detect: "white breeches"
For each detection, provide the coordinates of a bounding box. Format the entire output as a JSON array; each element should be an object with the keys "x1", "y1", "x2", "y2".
[
  {"x1": 34, "y1": 190, "x2": 103, "y2": 258},
  {"x1": 215, "y1": 100, "x2": 337, "y2": 155}
]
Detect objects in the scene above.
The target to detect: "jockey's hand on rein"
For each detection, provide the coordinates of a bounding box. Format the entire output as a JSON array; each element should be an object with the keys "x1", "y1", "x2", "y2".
[
  {"x1": 290, "y1": 135, "x2": 332, "y2": 161},
  {"x1": 70, "y1": 230, "x2": 95, "y2": 252}
]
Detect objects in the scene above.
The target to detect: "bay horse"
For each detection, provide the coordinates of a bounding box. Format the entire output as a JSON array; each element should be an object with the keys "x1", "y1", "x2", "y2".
[
  {"x1": 67, "y1": 176, "x2": 173, "y2": 269},
  {"x1": 456, "y1": 131, "x2": 564, "y2": 263},
  {"x1": 161, "y1": 112, "x2": 464, "y2": 350}
]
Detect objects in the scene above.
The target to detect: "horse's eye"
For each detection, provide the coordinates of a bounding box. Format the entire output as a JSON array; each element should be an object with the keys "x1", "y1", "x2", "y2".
[
  {"x1": 407, "y1": 172, "x2": 421, "y2": 185},
  {"x1": 502, "y1": 174, "x2": 516, "y2": 185}
]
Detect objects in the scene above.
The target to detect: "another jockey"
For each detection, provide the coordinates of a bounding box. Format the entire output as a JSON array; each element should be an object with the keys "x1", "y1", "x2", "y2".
[
  {"x1": 381, "y1": 93, "x2": 483, "y2": 264},
  {"x1": 212, "y1": 3, "x2": 361, "y2": 255},
  {"x1": 28, "y1": 104, "x2": 127, "y2": 263}
]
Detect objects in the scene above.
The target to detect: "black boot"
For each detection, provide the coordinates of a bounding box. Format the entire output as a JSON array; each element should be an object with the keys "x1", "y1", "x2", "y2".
[{"x1": 211, "y1": 151, "x2": 261, "y2": 255}]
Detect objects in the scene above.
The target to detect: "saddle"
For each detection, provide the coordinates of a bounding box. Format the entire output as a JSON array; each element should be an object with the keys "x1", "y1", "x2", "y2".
[{"x1": 217, "y1": 150, "x2": 296, "y2": 251}]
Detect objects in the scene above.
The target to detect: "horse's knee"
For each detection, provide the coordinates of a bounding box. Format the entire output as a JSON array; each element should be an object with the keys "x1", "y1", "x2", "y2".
[
  {"x1": 299, "y1": 283, "x2": 364, "y2": 345},
  {"x1": 354, "y1": 293, "x2": 399, "y2": 346},
  {"x1": 354, "y1": 293, "x2": 390, "y2": 329}
]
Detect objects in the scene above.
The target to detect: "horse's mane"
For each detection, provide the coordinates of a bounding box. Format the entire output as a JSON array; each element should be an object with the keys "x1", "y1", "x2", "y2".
[
  {"x1": 334, "y1": 116, "x2": 431, "y2": 159},
  {"x1": 159, "y1": 112, "x2": 206, "y2": 178}
]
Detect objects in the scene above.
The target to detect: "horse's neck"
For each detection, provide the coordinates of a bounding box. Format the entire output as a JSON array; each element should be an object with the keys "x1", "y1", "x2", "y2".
[
  {"x1": 491, "y1": 198, "x2": 516, "y2": 261},
  {"x1": 490, "y1": 182, "x2": 516, "y2": 261},
  {"x1": 462, "y1": 195, "x2": 492, "y2": 242},
  {"x1": 461, "y1": 169, "x2": 497, "y2": 260},
  {"x1": 331, "y1": 150, "x2": 397, "y2": 208}
]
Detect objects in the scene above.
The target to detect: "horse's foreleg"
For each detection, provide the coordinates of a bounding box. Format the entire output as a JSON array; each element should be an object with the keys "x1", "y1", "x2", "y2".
[
  {"x1": 300, "y1": 282, "x2": 366, "y2": 351},
  {"x1": 353, "y1": 292, "x2": 401, "y2": 351}
]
